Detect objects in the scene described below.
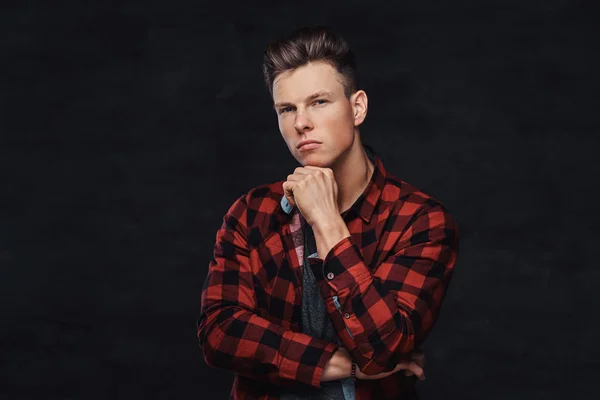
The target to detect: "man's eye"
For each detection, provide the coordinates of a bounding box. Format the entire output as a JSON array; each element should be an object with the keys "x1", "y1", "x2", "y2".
[
  {"x1": 314, "y1": 99, "x2": 327, "y2": 105},
  {"x1": 279, "y1": 107, "x2": 293, "y2": 114}
]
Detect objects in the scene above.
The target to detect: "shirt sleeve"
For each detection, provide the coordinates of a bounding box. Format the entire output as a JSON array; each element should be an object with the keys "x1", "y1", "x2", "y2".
[
  {"x1": 307, "y1": 202, "x2": 459, "y2": 375},
  {"x1": 197, "y1": 194, "x2": 339, "y2": 388}
]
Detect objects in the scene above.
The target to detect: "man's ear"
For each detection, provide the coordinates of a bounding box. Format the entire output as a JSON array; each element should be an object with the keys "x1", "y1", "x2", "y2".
[{"x1": 351, "y1": 90, "x2": 368, "y2": 126}]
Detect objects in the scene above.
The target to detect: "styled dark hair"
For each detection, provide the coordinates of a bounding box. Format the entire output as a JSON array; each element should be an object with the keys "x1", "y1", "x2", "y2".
[{"x1": 262, "y1": 26, "x2": 359, "y2": 98}]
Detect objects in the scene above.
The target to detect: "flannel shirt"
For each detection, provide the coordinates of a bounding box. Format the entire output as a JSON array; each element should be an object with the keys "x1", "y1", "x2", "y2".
[{"x1": 197, "y1": 152, "x2": 459, "y2": 399}]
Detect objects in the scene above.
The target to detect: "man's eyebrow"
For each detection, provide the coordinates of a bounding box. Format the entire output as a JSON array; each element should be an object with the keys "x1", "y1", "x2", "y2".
[{"x1": 273, "y1": 91, "x2": 334, "y2": 109}]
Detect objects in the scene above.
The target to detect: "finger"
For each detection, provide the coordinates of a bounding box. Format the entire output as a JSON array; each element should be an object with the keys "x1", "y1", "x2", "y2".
[
  {"x1": 282, "y1": 180, "x2": 295, "y2": 192},
  {"x1": 286, "y1": 173, "x2": 303, "y2": 182},
  {"x1": 358, "y1": 366, "x2": 396, "y2": 381},
  {"x1": 398, "y1": 361, "x2": 424, "y2": 380},
  {"x1": 282, "y1": 182, "x2": 297, "y2": 208},
  {"x1": 303, "y1": 165, "x2": 330, "y2": 171},
  {"x1": 407, "y1": 362, "x2": 425, "y2": 380},
  {"x1": 292, "y1": 167, "x2": 313, "y2": 175},
  {"x1": 301, "y1": 166, "x2": 330, "y2": 179},
  {"x1": 303, "y1": 165, "x2": 333, "y2": 178},
  {"x1": 391, "y1": 362, "x2": 407, "y2": 373}
]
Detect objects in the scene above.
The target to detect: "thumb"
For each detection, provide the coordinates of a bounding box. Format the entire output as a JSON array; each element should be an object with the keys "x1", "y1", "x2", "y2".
[{"x1": 282, "y1": 181, "x2": 296, "y2": 209}]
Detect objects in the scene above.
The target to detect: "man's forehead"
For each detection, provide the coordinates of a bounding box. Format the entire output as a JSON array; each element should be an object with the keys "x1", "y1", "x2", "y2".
[{"x1": 272, "y1": 62, "x2": 345, "y2": 101}]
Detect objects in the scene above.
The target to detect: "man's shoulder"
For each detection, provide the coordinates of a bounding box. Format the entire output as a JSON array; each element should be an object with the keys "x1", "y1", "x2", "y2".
[
  {"x1": 379, "y1": 173, "x2": 458, "y2": 241},
  {"x1": 381, "y1": 172, "x2": 450, "y2": 216}
]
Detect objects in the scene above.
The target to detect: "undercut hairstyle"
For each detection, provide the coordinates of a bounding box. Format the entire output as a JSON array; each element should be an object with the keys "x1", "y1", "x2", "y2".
[{"x1": 262, "y1": 26, "x2": 359, "y2": 98}]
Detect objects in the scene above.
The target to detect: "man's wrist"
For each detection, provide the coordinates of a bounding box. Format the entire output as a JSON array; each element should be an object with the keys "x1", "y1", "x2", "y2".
[{"x1": 312, "y1": 216, "x2": 350, "y2": 259}]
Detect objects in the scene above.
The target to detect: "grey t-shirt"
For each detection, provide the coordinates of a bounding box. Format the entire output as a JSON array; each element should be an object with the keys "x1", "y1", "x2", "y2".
[{"x1": 280, "y1": 224, "x2": 355, "y2": 400}]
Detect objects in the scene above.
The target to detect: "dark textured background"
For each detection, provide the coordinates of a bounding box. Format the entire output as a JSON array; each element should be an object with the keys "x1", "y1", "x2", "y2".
[{"x1": 1, "y1": 0, "x2": 598, "y2": 398}]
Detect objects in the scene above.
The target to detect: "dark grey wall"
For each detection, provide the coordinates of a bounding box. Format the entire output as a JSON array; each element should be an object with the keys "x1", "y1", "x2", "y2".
[{"x1": 1, "y1": 0, "x2": 598, "y2": 398}]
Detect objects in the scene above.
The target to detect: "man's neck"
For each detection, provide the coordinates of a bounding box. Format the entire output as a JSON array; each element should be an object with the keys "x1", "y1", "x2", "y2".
[{"x1": 331, "y1": 136, "x2": 374, "y2": 214}]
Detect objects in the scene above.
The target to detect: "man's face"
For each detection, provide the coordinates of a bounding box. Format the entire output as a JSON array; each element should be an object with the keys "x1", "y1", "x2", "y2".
[{"x1": 272, "y1": 61, "x2": 365, "y2": 168}]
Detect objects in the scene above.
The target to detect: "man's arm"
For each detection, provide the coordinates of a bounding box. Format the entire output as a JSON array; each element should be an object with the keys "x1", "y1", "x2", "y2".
[
  {"x1": 311, "y1": 202, "x2": 459, "y2": 376},
  {"x1": 321, "y1": 347, "x2": 426, "y2": 382},
  {"x1": 197, "y1": 194, "x2": 338, "y2": 388}
]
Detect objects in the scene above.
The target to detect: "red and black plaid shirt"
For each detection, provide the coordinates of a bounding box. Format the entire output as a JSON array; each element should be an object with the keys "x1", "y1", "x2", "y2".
[{"x1": 197, "y1": 152, "x2": 459, "y2": 399}]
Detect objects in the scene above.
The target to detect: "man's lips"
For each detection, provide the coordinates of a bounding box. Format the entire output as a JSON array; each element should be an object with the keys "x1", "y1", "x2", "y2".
[{"x1": 297, "y1": 140, "x2": 322, "y2": 151}]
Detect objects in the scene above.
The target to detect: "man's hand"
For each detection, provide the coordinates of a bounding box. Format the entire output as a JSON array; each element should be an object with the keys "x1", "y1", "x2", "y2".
[
  {"x1": 321, "y1": 348, "x2": 425, "y2": 382},
  {"x1": 356, "y1": 349, "x2": 425, "y2": 381},
  {"x1": 283, "y1": 166, "x2": 350, "y2": 258},
  {"x1": 402, "y1": 349, "x2": 425, "y2": 378},
  {"x1": 282, "y1": 166, "x2": 340, "y2": 227}
]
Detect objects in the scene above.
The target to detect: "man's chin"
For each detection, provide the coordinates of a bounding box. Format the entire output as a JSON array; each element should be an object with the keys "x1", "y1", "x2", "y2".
[{"x1": 298, "y1": 154, "x2": 332, "y2": 168}]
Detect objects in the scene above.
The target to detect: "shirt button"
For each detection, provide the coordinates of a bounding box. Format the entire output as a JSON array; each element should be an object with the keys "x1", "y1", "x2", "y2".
[
  {"x1": 344, "y1": 313, "x2": 351, "y2": 319},
  {"x1": 327, "y1": 272, "x2": 334, "y2": 280}
]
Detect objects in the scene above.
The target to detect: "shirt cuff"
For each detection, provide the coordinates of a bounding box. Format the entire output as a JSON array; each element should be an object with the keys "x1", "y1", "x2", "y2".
[
  {"x1": 308, "y1": 237, "x2": 373, "y2": 293},
  {"x1": 278, "y1": 332, "x2": 339, "y2": 388}
]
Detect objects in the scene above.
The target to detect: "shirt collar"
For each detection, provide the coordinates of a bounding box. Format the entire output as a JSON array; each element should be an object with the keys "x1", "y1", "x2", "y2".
[{"x1": 279, "y1": 146, "x2": 386, "y2": 224}]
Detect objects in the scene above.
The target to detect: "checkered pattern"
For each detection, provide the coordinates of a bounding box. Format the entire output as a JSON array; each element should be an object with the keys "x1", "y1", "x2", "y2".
[{"x1": 197, "y1": 153, "x2": 459, "y2": 399}]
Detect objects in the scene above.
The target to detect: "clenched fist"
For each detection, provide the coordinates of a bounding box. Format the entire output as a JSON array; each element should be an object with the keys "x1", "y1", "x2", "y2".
[
  {"x1": 283, "y1": 166, "x2": 351, "y2": 258},
  {"x1": 282, "y1": 166, "x2": 340, "y2": 227}
]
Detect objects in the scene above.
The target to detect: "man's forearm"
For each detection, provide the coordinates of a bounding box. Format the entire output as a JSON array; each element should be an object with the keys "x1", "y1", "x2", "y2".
[{"x1": 320, "y1": 348, "x2": 352, "y2": 382}]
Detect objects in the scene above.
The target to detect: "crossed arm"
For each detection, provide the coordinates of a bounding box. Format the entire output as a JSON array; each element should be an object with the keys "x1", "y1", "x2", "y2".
[{"x1": 197, "y1": 194, "x2": 458, "y2": 387}]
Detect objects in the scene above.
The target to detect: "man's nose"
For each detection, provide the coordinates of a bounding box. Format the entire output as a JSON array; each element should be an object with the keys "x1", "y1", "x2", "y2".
[{"x1": 294, "y1": 110, "x2": 313, "y2": 132}]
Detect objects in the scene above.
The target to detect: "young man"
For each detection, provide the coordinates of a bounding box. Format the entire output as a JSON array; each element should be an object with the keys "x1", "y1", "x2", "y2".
[{"x1": 197, "y1": 27, "x2": 459, "y2": 400}]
